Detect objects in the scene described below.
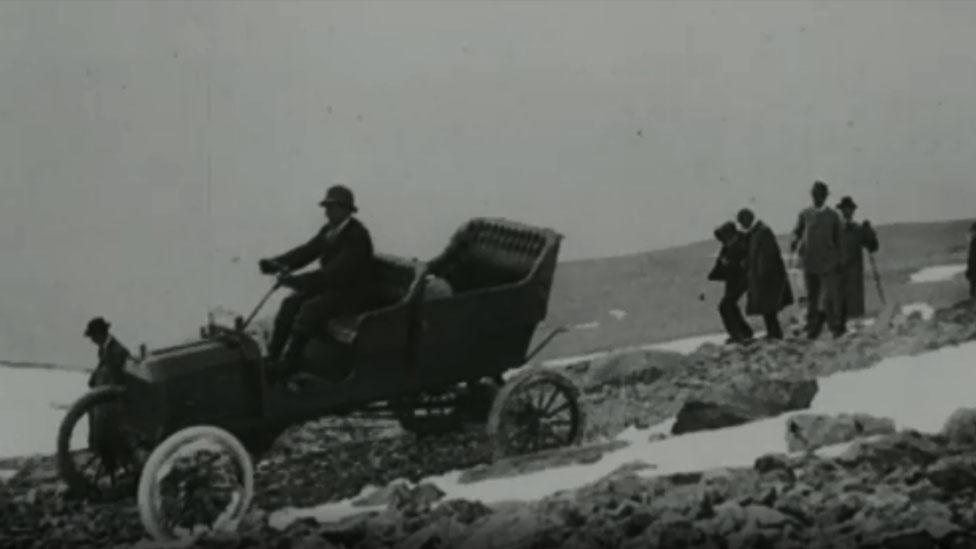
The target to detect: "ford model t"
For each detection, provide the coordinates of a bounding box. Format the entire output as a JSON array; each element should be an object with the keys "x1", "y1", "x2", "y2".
[{"x1": 56, "y1": 218, "x2": 583, "y2": 541}]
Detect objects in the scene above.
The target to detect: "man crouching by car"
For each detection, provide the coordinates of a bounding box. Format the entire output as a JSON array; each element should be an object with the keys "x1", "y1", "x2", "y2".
[
  {"x1": 83, "y1": 316, "x2": 132, "y2": 471},
  {"x1": 259, "y1": 185, "x2": 374, "y2": 388}
]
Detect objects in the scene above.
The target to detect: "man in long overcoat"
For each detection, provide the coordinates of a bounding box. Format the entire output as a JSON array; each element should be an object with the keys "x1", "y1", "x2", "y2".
[
  {"x1": 835, "y1": 196, "x2": 879, "y2": 332},
  {"x1": 790, "y1": 181, "x2": 843, "y2": 339},
  {"x1": 737, "y1": 209, "x2": 794, "y2": 340},
  {"x1": 707, "y1": 221, "x2": 753, "y2": 343},
  {"x1": 260, "y1": 185, "x2": 375, "y2": 381}
]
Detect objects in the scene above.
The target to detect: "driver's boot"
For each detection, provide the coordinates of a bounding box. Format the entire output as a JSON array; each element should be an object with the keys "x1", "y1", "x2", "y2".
[
  {"x1": 265, "y1": 326, "x2": 290, "y2": 364},
  {"x1": 280, "y1": 333, "x2": 310, "y2": 393}
]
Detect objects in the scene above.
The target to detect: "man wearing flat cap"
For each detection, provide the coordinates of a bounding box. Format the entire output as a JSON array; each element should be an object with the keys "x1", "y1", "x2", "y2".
[
  {"x1": 790, "y1": 181, "x2": 844, "y2": 339},
  {"x1": 259, "y1": 185, "x2": 374, "y2": 381},
  {"x1": 84, "y1": 317, "x2": 131, "y2": 388},
  {"x1": 836, "y1": 196, "x2": 879, "y2": 333}
]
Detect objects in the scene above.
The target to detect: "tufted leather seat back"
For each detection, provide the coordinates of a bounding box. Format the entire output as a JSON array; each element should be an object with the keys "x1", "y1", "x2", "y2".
[{"x1": 429, "y1": 219, "x2": 554, "y2": 293}]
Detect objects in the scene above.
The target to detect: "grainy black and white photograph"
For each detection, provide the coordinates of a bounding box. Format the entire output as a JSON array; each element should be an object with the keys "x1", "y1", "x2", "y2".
[{"x1": 2, "y1": 1, "x2": 976, "y2": 548}]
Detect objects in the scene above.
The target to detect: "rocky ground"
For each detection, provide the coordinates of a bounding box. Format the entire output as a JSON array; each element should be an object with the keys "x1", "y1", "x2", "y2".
[{"x1": 2, "y1": 299, "x2": 976, "y2": 548}]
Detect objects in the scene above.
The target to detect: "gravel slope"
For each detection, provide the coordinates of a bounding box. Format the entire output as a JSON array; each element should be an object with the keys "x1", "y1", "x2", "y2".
[{"x1": 1, "y1": 300, "x2": 975, "y2": 548}]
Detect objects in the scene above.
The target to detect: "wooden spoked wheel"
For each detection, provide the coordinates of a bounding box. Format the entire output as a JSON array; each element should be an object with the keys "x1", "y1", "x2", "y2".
[
  {"x1": 486, "y1": 369, "x2": 583, "y2": 460},
  {"x1": 57, "y1": 386, "x2": 145, "y2": 501}
]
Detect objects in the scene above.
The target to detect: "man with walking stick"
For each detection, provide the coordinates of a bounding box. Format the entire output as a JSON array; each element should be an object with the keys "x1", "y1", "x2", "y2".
[{"x1": 835, "y1": 196, "x2": 880, "y2": 334}]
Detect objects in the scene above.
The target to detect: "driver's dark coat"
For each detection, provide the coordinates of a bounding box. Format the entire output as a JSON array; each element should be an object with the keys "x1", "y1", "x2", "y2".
[
  {"x1": 88, "y1": 336, "x2": 131, "y2": 388},
  {"x1": 272, "y1": 217, "x2": 374, "y2": 294}
]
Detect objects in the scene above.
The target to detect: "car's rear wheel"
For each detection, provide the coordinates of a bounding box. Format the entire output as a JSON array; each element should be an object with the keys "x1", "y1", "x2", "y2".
[
  {"x1": 57, "y1": 386, "x2": 143, "y2": 501},
  {"x1": 486, "y1": 368, "x2": 583, "y2": 460},
  {"x1": 137, "y1": 425, "x2": 254, "y2": 542}
]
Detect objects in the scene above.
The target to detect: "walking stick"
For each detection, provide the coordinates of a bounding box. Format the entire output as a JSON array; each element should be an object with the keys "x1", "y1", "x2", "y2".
[{"x1": 868, "y1": 252, "x2": 886, "y2": 306}]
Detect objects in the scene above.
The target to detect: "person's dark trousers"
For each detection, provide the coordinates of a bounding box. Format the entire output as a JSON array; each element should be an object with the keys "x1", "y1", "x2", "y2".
[
  {"x1": 280, "y1": 290, "x2": 364, "y2": 378},
  {"x1": 804, "y1": 272, "x2": 824, "y2": 337},
  {"x1": 280, "y1": 332, "x2": 311, "y2": 379},
  {"x1": 719, "y1": 282, "x2": 753, "y2": 341},
  {"x1": 267, "y1": 292, "x2": 312, "y2": 361},
  {"x1": 835, "y1": 299, "x2": 849, "y2": 335},
  {"x1": 763, "y1": 313, "x2": 784, "y2": 340},
  {"x1": 804, "y1": 271, "x2": 843, "y2": 338}
]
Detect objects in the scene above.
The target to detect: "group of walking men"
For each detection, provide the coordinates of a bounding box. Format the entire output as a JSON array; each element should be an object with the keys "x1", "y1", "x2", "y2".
[{"x1": 709, "y1": 180, "x2": 879, "y2": 343}]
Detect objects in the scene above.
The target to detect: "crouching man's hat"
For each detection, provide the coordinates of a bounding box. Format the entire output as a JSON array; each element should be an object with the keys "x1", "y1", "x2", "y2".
[
  {"x1": 319, "y1": 185, "x2": 358, "y2": 212},
  {"x1": 84, "y1": 317, "x2": 110, "y2": 337},
  {"x1": 713, "y1": 221, "x2": 738, "y2": 241}
]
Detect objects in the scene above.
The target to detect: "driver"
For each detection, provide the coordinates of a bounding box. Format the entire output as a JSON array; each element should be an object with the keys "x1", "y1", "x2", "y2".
[{"x1": 259, "y1": 185, "x2": 374, "y2": 382}]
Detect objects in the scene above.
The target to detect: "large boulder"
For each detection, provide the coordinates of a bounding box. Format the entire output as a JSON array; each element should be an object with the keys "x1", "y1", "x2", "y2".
[
  {"x1": 671, "y1": 377, "x2": 819, "y2": 435},
  {"x1": 785, "y1": 413, "x2": 896, "y2": 453},
  {"x1": 940, "y1": 408, "x2": 976, "y2": 446},
  {"x1": 925, "y1": 455, "x2": 976, "y2": 493},
  {"x1": 451, "y1": 505, "x2": 566, "y2": 549},
  {"x1": 836, "y1": 431, "x2": 944, "y2": 469}
]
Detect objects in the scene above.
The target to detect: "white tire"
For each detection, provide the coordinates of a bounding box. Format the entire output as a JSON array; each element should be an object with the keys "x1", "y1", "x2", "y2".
[{"x1": 137, "y1": 425, "x2": 255, "y2": 542}]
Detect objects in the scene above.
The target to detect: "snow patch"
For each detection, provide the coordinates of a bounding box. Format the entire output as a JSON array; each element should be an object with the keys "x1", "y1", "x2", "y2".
[
  {"x1": 539, "y1": 330, "x2": 772, "y2": 372},
  {"x1": 269, "y1": 485, "x2": 386, "y2": 529},
  {"x1": 909, "y1": 264, "x2": 967, "y2": 284},
  {"x1": 542, "y1": 332, "x2": 735, "y2": 369},
  {"x1": 646, "y1": 333, "x2": 728, "y2": 354},
  {"x1": 270, "y1": 340, "x2": 976, "y2": 529},
  {"x1": 901, "y1": 302, "x2": 935, "y2": 321},
  {"x1": 608, "y1": 309, "x2": 627, "y2": 321},
  {"x1": 0, "y1": 367, "x2": 88, "y2": 458}
]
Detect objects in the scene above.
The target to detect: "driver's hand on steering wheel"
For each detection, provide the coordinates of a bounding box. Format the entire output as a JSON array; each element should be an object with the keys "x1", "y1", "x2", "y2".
[
  {"x1": 278, "y1": 273, "x2": 301, "y2": 290},
  {"x1": 259, "y1": 258, "x2": 280, "y2": 275}
]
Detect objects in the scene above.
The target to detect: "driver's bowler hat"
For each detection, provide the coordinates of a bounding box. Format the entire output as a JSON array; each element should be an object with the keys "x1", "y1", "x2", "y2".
[{"x1": 319, "y1": 185, "x2": 358, "y2": 212}]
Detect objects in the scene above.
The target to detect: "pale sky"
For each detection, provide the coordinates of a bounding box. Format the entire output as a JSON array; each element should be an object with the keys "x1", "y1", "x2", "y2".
[{"x1": 1, "y1": 1, "x2": 975, "y2": 364}]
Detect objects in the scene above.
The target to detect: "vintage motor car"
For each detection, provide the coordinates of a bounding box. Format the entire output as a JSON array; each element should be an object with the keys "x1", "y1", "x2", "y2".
[{"x1": 57, "y1": 217, "x2": 583, "y2": 541}]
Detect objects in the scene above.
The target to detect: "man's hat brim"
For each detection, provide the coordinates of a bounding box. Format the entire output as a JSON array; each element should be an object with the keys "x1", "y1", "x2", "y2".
[{"x1": 319, "y1": 199, "x2": 357, "y2": 212}]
